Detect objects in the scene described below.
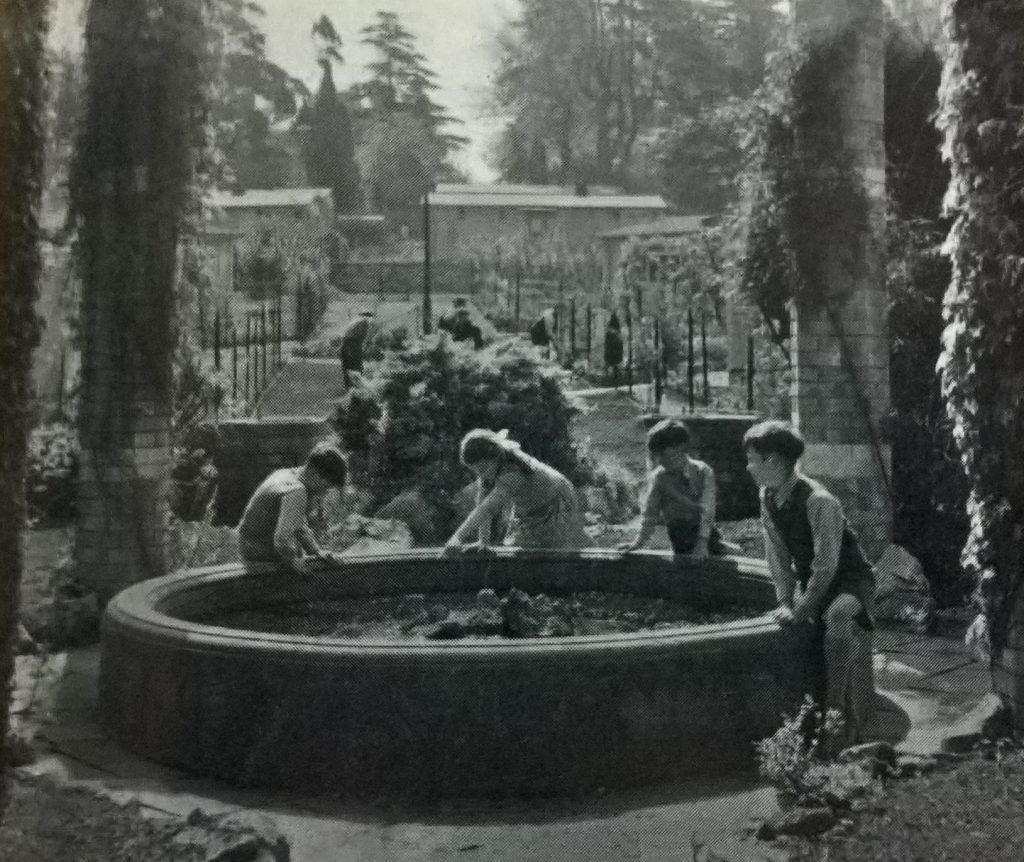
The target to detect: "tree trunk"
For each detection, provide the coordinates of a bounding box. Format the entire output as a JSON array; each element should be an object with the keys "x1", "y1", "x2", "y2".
[{"x1": 0, "y1": 0, "x2": 48, "y2": 815}]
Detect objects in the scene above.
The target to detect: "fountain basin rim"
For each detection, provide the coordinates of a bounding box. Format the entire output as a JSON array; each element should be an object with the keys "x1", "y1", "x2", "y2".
[{"x1": 103, "y1": 549, "x2": 782, "y2": 665}]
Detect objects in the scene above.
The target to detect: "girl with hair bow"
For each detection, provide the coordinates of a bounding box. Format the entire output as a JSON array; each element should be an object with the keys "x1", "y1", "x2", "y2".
[{"x1": 444, "y1": 429, "x2": 589, "y2": 553}]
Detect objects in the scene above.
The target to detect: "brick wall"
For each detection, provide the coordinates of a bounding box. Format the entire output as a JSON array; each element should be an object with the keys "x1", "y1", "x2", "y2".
[
  {"x1": 76, "y1": 408, "x2": 172, "y2": 603},
  {"x1": 790, "y1": 0, "x2": 891, "y2": 561},
  {"x1": 214, "y1": 417, "x2": 333, "y2": 526}
]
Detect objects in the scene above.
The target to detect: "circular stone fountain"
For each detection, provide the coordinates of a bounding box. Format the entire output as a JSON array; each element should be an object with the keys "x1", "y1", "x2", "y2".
[{"x1": 100, "y1": 549, "x2": 804, "y2": 798}]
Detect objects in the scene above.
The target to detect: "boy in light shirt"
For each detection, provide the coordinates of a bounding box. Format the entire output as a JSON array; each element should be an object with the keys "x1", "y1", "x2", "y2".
[{"x1": 620, "y1": 419, "x2": 724, "y2": 558}]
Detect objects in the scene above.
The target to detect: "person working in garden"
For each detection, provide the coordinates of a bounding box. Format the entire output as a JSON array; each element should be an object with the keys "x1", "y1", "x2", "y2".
[
  {"x1": 442, "y1": 300, "x2": 484, "y2": 349},
  {"x1": 619, "y1": 419, "x2": 724, "y2": 558},
  {"x1": 604, "y1": 311, "x2": 624, "y2": 386},
  {"x1": 743, "y1": 420, "x2": 875, "y2": 746},
  {"x1": 339, "y1": 310, "x2": 376, "y2": 387},
  {"x1": 238, "y1": 441, "x2": 349, "y2": 572},
  {"x1": 444, "y1": 428, "x2": 589, "y2": 553},
  {"x1": 529, "y1": 309, "x2": 557, "y2": 360}
]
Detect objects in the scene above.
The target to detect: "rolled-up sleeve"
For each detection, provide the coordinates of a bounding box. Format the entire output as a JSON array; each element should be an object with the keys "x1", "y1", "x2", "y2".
[
  {"x1": 761, "y1": 492, "x2": 794, "y2": 606},
  {"x1": 793, "y1": 492, "x2": 845, "y2": 622},
  {"x1": 698, "y1": 462, "x2": 716, "y2": 539}
]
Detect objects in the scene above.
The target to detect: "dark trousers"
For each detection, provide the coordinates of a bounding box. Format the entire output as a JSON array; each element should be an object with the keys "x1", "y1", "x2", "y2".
[{"x1": 667, "y1": 521, "x2": 725, "y2": 555}]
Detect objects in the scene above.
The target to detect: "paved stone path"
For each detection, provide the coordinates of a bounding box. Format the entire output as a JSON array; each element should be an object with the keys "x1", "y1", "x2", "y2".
[{"x1": 10, "y1": 624, "x2": 989, "y2": 862}]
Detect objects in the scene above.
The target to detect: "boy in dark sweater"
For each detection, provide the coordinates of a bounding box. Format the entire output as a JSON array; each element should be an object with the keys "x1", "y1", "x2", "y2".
[{"x1": 743, "y1": 420, "x2": 875, "y2": 743}]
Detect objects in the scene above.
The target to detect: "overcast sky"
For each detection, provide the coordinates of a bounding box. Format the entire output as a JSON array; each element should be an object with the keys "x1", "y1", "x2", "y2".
[{"x1": 49, "y1": 0, "x2": 521, "y2": 181}]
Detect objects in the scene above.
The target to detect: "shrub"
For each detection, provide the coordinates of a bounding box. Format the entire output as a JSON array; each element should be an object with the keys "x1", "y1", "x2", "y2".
[
  {"x1": 26, "y1": 423, "x2": 79, "y2": 527},
  {"x1": 756, "y1": 696, "x2": 845, "y2": 798},
  {"x1": 331, "y1": 336, "x2": 590, "y2": 519}
]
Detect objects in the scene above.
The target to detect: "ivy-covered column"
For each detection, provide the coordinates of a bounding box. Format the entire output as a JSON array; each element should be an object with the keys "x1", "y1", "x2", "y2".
[
  {"x1": 72, "y1": 0, "x2": 206, "y2": 602},
  {"x1": 790, "y1": 0, "x2": 891, "y2": 560},
  {"x1": 937, "y1": 0, "x2": 1024, "y2": 726}
]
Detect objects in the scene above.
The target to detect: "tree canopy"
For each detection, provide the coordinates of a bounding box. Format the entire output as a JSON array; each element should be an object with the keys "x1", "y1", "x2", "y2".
[{"x1": 493, "y1": 0, "x2": 780, "y2": 205}]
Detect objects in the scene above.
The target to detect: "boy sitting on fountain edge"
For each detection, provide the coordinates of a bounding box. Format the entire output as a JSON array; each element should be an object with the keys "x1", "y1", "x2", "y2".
[
  {"x1": 619, "y1": 419, "x2": 725, "y2": 558},
  {"x1": 238, "y1": 442, "x2": 348, "y2": 573},
  {"x1": 742, "y1": 419, "x2": 875, "y2": 746}
]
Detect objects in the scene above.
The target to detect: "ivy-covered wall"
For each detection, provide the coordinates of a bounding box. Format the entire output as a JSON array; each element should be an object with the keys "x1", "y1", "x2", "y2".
[
  {"x1": 72, "y1": 0, "x2": 207, "y2": 600},
  {"x1": 743, "y1": 0, "x2": 891, "y2": 557},
  {"x1": 936, "y1": 0, "x2": 1024, "y2": 713},
  {"x1": 0, "y1": 0, "x2": 47, "y2": 794}
]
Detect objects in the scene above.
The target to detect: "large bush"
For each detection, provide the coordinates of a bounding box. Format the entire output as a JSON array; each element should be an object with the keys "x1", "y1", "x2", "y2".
[{"x1": 332, "y1": 338, "x2": 591, "y2": 519}]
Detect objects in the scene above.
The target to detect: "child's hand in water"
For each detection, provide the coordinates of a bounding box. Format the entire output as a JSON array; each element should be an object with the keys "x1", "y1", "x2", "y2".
[{"x1": 617, "y1": 541, "x2": 639, "y2": 553}]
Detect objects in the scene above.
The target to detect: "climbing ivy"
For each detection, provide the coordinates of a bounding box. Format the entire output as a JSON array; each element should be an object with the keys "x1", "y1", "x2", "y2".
[
  {"x1": 740, "y1": 19, "x2": 872, "y2": 346},
  {"x1": 0, "y1": 0, "x2": 47, "y2": 808},
  {"x1": 936, "y1": 0, "x2": 1024, "y2": 653},
  {"x1": 71, "y1": 0, "x2": 209, "y2": 447}
]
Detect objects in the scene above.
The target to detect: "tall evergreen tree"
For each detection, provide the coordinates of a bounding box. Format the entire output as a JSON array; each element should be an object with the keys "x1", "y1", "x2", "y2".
[
  {"x1": 209, "y1": 0, "x2": 308, "y2": 188},
  {"x1": 498, "y1": 124, "x2": 532, "y2": 182},
  {"x1": 302, "y1": 16, "x2": 360, "y2": 212},
  {"x1": 0, "y1": 0, "x2": 47, "y2": 804},
  {"x1": 529, "y1": 137, "x2": 549, "y2": 184},
  {"x1": 358, "y1": 10, "x2": 466, "y2": 155}
]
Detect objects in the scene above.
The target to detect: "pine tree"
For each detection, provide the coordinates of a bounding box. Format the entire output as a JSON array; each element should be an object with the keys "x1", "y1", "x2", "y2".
[
  {"x1": 358, "y1": 10, "x2": 466, "y2": 154},
  {"x1": 499, "y1": 125, "x2": 532, "y2": 182},
  {"x1": 303, "y1": 56, "x2": 361, "y2": 211}
]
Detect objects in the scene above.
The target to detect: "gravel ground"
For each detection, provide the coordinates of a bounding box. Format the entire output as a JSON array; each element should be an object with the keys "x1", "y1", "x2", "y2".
[{"x1": 0, "y1": 773, "x2": 287, "y2": 862}]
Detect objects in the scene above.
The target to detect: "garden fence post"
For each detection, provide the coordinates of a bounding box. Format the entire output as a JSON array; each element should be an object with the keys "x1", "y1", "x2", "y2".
[
  {"x1": 654, "y1": 318, "x2": 662, "y2": 412},
  {"x1": 214, "y1": 308, "x2": 221, "y2": 372},
  {"x1": 244, "y1": 315, "x2": 252, "y2": 402},
  {"x1": 687, "y1": 307, "x2": 695, "y2": 411},
  {"x1": 570, "y1": 296, "x2": 576, "y2": 362},
  {"x1": 626, "y1": 297, "x2": 634, "y2": 396},
  {"x1": 586, "y1": 304, "x2": 592, "y2": 363},
  {"x1": 276, "y1": 293, "x2": 283, "y2": 367},
  {"x1": 701, "y1": 308, "x2": 709, "y2": 407},
  {"x1": 232, "y1": 325, "x2": 238, "y2": 401},
  {"x1": 747, "y1": 334, "x2": 755, "y2": 411},
  {"x1": 514, "y1": 267, "x2": 521, "y2": 329},
  {"x1": 261, "y1": 303, "x2": 268, "y2": 392}
]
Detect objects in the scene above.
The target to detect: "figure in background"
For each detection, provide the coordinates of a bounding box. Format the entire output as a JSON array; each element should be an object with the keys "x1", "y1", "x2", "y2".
[
  {"x1": 619, "y1": 419, "x2": 724, "y2": 558},
  {"x1": 444, "y1": 429, "x2": 588, "y2": 552},
  {"x1": 339, "y1": 310, "x2": 375, "y2": 387},
  {"x1": 743, "y1": 420, "x2": 876, "y2": 748},
  {"x1": 438, "y1": 297, "x2": 468, "y2": 334},
  {"x1": 238, "y1": 442, "x2": 348, "y2": 572},
  {"x1": 604, "y1": 311, "x2": 624, "y2": 386},
  {"x1": 529, "y1": 308, "x2": 557, "y2": 360}
]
